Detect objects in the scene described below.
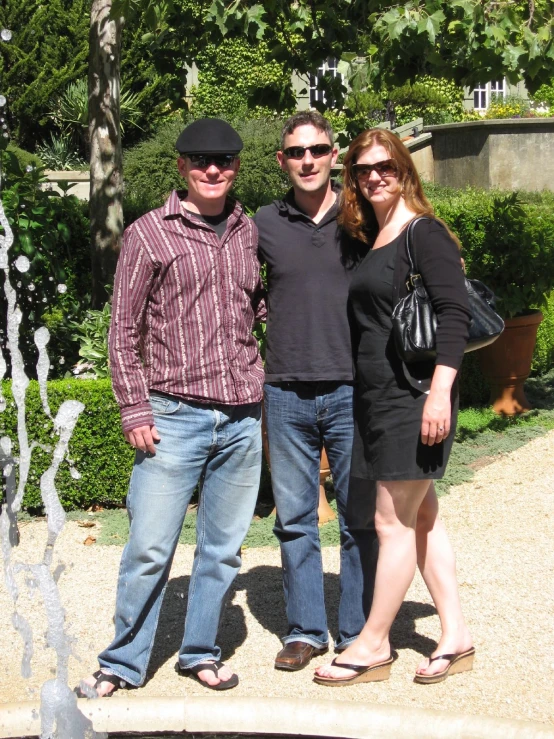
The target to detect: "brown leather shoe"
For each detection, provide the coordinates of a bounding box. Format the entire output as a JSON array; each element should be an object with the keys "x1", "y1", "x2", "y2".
[{"x1": 274, "y1": 641, "x2": 329, "y2": 671}]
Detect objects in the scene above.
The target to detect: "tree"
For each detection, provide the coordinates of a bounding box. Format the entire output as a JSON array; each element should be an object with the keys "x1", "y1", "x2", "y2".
[
  {"x1": 89, "y1": 1, "x2": 125, "y2": 308},
  {"x1": 0, "y1": 0, "x2": 90, "y2": 150},
  {"x1": 87, "y1": 0, "x2": 224, "y2": 306},
  {"x1": 206, "y1": 0, "x2": 554, "y2": 103}
]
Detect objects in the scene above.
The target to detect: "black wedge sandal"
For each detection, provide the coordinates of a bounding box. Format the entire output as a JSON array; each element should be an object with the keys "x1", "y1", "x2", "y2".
[
  {"x1": 175, "y1": 660, "x2": 239, "y2": 690},
  {"x1": 74, "y1": 669, "x2": 128, "y2": 698}
]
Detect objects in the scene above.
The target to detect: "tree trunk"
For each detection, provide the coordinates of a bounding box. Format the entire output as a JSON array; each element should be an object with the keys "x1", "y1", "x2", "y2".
[{"x1": 89, "y1": 0, "x2": 124, "y2": 309}]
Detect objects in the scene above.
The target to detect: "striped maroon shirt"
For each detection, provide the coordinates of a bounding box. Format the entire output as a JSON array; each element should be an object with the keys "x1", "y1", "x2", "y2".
[{"x1": 110, "y1": 191, "x2": 266, "y2": 433}]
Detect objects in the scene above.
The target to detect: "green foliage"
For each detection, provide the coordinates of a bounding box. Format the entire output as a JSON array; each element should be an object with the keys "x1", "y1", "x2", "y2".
[
  {"x1": 0, "y1": 379, "x2": 133, "y2": 510},
  {"x1": 232, "y1": 119, "x2": 289, "y2": 211},
  {"x1": 338, "y1": 74, "x2": 464, "y2": 141},
  {"x1": 207, "y1": 0, "x2": 554, "y2": 102},
  {"x1": 50, "y1": 78, "x2": 143, "y2": 157},
  {"x1": 190, "y1": 37, "x2": 295, "y2": 120},
  {"x1": 532, "y1": 291, "x2": 554, "y2": 376},
  {"x1": 70, "y1": 303, "x2": 112, "y2": 379},
  {"x1": 6, "y1": 144, "x2": 43, "y2": 171},
  {"x1": 427, "y1": 185, "x2": 554, "y2": 319},
  {"x1": 0, "y1": 139, "x2": 91, "y2": 375},
  {"x1": 531, "y1": 81, "x2": 554, "y2": 110},
  {"x1": 393, "y1": 77, "x2": 465, "y2": 126},
  {"x1": 122, "y1": 116, "x2": 185, "y2": 220},
  {"x1": 36, "y1": 133, "x2": 86, "y2": 171},
  {"x1": 123, "y1": 116, "x2": 289, "y2": 219},
  {"x1": 0, "y1": 0, "x2": 90, "y2": 150}
]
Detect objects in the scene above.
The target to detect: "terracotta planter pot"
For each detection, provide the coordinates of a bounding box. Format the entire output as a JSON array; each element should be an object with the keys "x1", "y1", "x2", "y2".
[
  {"x1": 262, "y1": 410, "x2": 336, "y2": 525},
  {"x1": 477, "y1": 310, "x2": 543, "y2": 415}
]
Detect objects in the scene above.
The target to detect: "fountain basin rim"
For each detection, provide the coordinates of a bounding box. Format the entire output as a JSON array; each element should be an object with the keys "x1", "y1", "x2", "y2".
[{"x1": 0, "y1": 696, "x2": 553, "y2": 739}]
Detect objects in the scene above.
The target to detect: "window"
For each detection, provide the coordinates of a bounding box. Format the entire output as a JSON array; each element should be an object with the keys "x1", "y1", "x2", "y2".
[
  {"x1": 310, "y1": 57, "x2": 342, "y2": 107},
  {"x1": 473, "y1": 83, "x2": 487, "y2": 111},
  {"x1": 473, "y1": 80, "x2": 505, "y2": 110}
]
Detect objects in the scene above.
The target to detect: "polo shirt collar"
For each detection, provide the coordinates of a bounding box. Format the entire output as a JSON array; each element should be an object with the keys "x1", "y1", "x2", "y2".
[{"x1": 277, "y1": 181, "x2": 341, "y2": 225}]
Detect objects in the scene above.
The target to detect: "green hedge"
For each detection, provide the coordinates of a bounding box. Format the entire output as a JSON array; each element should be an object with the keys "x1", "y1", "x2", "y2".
[
  {"x1": 1, "y1": 379, "x2": 273, "y2": 512},
  {"x1": 0, "y1": 379, "x2": 133, "y2": 510}
]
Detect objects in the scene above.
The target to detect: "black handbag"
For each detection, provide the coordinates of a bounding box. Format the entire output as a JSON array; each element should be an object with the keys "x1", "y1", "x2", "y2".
[{"x1": 391, "y1": 217, "x2": 504, "y2": 364}]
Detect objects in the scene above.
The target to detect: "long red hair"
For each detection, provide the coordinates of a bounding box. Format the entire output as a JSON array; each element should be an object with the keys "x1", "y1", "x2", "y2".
[{"x1": 339, "y1": 128, "x2": 459, "y2": 248}]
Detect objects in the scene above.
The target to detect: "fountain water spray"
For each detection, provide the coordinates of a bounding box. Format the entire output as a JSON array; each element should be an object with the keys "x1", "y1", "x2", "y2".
[{"x1": 0, "y1": 29, "x2": 106, "y2": 739}]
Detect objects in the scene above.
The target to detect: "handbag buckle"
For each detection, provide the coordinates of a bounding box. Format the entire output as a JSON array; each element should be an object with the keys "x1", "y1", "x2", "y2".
[{"x1": 407, "y1": 273, "x2": 422, "y2": 290}]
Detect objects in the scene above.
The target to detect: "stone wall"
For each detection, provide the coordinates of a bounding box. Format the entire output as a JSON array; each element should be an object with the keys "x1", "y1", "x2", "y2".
[{"x1": 424, "y1": 119, "x2": 554, "y2": 191}]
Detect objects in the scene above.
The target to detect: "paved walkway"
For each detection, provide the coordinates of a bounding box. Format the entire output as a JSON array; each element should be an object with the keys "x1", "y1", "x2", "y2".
[{"x1": 1, "y1": 432, "x2": 553, "y2": 726}]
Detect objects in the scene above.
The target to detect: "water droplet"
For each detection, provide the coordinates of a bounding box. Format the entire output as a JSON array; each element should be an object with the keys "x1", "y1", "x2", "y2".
[
  {"x1": 1, "y1": 29, "x2": 13, "y2": 41},
  {"x1": 2, "y1": 124, "x2": 7, "y2": 130},
  {"x1": 57, "y1": 284, "x2": 67, "y2": 294},
  {"x1": 25, "y1": 165, "x2": 33, "y2": 173},
  {"x1": 16, "y1": 281, "x2": 21, "y2": 288},
  {"x1": 20, "y1": 203, "x2": 25, "y2": 208},
  {"x1": 28, "y1": 283, "x2": 35, "y2": 291},
  {"x1": 15, "y1": 256, "x2": 30, "y2": 273},
  {"x1": 42, "y1": 297, "x2": 47, "y2": 303},
  {"x1": 59, "y1": 357, "x2": 65, "y2": 365},
  {"x1": 3, "y1": 133, "x2": 9, "y2": 139},
  {"x1": 48, "y1": 276, "x2": 54, "y2": 282},
  {"x1": 0, "y1": 97, "x2": 5, "y2": 108}
]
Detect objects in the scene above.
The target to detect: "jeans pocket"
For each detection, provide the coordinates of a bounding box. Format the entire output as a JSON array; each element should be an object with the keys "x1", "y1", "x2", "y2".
[{"x1": 149, "y1": 393, "x2": 181, "y2": 416}]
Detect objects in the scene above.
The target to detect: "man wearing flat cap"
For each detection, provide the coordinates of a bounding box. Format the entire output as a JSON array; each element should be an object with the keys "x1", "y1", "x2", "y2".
[{"x1": 78, "y1": 119, "x2": 265, "y2": 696}]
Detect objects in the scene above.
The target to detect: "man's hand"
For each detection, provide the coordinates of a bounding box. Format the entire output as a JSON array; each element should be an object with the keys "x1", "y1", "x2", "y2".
[{"x1": 125, "y1": 425, "x2": 161, "y2": 454}]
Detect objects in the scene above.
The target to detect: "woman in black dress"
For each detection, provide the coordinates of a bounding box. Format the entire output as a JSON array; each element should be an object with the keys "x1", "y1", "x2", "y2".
[{"x1": 315, "y1": 128, "x2": 474, "y2": 686}]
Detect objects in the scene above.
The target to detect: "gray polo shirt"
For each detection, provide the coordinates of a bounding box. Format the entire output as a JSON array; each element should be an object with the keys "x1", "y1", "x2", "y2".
[{"x1": 254, "y1": 187, "x2": 361, "y2": 383}]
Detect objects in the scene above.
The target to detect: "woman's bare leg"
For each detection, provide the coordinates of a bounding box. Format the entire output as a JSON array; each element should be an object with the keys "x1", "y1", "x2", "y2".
[
  {"x1": 414, "y1": 483, "x2": 473, "y2": 676},
  {"x1": 315, "y1": 478, "x2": 431, "y2": 679}
]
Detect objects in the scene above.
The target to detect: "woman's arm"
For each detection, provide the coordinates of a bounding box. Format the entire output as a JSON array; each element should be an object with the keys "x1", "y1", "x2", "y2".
[
  {"x1": 421, "y1": 364, "x2": 458, "y2": 446},
  {"x1": 412, "y1": 220, "x2": 471, "y2": 445}
]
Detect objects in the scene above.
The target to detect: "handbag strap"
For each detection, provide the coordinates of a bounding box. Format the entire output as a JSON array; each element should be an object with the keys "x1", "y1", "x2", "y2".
[{"x1": 404, "y1": 216, "x2": 432, "y2": 291}]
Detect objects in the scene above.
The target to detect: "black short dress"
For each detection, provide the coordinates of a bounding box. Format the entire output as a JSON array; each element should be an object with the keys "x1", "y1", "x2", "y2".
[{"x1": 349, "y1": 218, "x2": 471, "y2": 482}]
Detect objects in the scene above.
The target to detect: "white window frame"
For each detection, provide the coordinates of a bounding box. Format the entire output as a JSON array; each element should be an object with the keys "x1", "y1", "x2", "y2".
[
  {"x1": 473, "y1": 80, "x2": 506, "y2": 110},
  {"x1": 310, "y1": 57, "x2": 342, "y2": 107}
]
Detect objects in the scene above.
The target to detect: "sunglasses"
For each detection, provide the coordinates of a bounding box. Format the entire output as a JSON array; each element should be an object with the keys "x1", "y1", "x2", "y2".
[
  {"x1": 352, "y1": 159, "x2": 397, "y2": 178},
  {"x1": 187, "y1": 154, "x2": 237, "y2": 169},
  {"x1": 282, "y1": 144, "x2": 333, "y2": 159}
]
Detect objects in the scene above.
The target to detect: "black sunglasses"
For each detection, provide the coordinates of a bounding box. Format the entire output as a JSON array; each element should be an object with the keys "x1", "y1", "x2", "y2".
[
  {"x1": 352, "y1": 159, "x2": 397, "y2": 178},
  {"x1": 282, "y1": 144, "x2": 333, "y2": 159},
  {"x1": 187, "y1": 154, "x2": 237, "y2": 169}
]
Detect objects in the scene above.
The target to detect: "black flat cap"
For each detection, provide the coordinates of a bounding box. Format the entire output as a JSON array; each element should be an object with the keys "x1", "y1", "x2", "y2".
[{"x1": 176, "y1": 118, "x2": 243, "y2": 155}]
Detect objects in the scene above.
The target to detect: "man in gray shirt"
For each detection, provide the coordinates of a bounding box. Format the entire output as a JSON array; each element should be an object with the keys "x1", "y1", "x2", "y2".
[{"x1": 255, "y1": 111, "x2": 377, "y2": 671}]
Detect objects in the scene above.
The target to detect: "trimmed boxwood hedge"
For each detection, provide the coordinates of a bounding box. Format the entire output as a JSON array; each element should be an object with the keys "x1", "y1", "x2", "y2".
[
  {"x1": 1, "y1": 379, "x2": 273, "y2": 512},
  {"x1": 0, "y1": 379, "x2": 133, "y2": 510}
]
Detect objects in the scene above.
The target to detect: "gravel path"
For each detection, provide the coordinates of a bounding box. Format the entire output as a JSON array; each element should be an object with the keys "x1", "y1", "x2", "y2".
[{"x1": 1, "y1": 431, "x2": 553, "y2": 726}]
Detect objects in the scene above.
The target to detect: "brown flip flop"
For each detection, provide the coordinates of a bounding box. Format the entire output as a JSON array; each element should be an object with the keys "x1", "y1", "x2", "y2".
[
  {"x1": 313, "y1": 655, "x2": 393, "y2": 686},
  {"x1": 414, "y1": 647, "x2": 475, "y2": 684}
]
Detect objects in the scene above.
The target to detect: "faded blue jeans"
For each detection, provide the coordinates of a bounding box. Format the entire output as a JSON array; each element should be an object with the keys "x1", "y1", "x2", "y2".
[
  {"x1": 264, "y1": 381, "x2": 377, "y2": 651},
  {"x1": 98, "y1": 394, "x2": 262, "y2": 686}
]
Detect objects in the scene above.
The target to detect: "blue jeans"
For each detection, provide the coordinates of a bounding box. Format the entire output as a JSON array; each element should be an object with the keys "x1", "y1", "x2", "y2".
[
  {"x1": 264, "y1": 382, "x2": 377, "y2": 650},
  {"x1": 98, "y1": 394, "x2": 262, "y2": 686}
]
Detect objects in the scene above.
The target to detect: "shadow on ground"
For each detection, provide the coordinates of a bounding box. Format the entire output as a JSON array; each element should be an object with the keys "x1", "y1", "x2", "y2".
[{"x1": 147, "y1": 565, "x2": 437, "y2": 682}]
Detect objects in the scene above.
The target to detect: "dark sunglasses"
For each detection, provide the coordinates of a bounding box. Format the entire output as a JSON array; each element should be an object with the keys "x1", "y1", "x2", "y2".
[
  {"x1": 282, "y1": 144, "x2": 333, "y2": 159},
  {"x1": 352, "y1": 159, "x2": 397, "y2": 178},
  {"x1": 187, "y1": 154, "x2": 237, "y2": 169}
]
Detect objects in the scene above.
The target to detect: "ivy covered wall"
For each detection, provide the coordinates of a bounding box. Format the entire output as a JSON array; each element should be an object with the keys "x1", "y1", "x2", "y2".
[{"x1": 189, "y1": 38, "x2": 295, "y2": 120}]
